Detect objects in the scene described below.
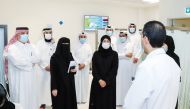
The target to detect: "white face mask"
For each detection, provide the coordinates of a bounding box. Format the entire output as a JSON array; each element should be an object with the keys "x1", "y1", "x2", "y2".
[
  {"x1": 45, "y1": 34, "x2": 52, "y2": 40},
  {"x1": 162, "y1": 44, "x2": 168, "y2": 52},
  {"x1": 102, "y1": 42, "x2": 110, "y2": 49},
  {"x1": 129, "y1": 28, "x2": 136, "y2": 33}
]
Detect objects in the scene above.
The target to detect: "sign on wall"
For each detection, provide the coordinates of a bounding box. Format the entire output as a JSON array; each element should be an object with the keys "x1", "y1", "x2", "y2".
[{"x1": 185, "y1": 7, "x2": 190, "y2": 14}]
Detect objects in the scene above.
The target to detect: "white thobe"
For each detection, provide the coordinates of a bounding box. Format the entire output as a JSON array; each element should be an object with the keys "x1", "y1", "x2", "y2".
[
  {"x1": 123, "y1": 48, "x2": 181, "y2": 109},
  {"x1": 73, "y1": 43, "x2": 92, "y2": 103},
  {"x1": 111, "y1": 36, "x2": 118, "y2": 51},
  {"x1": 128, "y1": 32, "x2": 143, "y2": 78},
  {"x1": 6, "y1": 41, "x2": 40, "y2": 109},
  {"x1": 116, "y1": 39, "x2": 133, "y2": 106},
  {"x1": 36, "y1": 39, "x2": 56, "y2": 106}
]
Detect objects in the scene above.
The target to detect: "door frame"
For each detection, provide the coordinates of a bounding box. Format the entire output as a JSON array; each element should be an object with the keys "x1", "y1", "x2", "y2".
[
  {"x1": 0, "y1": 25, "x2": 8, "y2": 88},
  {"x1": 0, "y1": 25, "x2": 8, "y2": 45}
]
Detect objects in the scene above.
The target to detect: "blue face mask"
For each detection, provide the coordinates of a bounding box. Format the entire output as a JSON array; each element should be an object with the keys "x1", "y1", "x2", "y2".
[
  {"x1": 19, "y1": 34, "x2": 29, "y2": 43},
  {"x1": 79, "y1": 38, "x2": 86, "y2": 44},
  {"x1": 106, "y1": 31, "x2": 113, "y2": 36},
  {"x1": 119, "y1": 37, "x2": 127, "y2": 43}
]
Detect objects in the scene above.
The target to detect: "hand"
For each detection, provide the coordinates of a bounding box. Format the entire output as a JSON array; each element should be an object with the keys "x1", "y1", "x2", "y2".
[
  {"x1": 79, "y1": 64, "x2": 85, "y2": 70},
  {"x1": 99, "y1": 79, "x2": 106, "y2": 88},
  {"x1": 70, "y1": 69, "x2": 77, "y2": 73},
  {"x1": 126, "y1": 53, "x2": 132, "y2": 58},
  {"x1": 45, "y1": 65, "x2": 50, "y2": 71},
  {"x1": 52, "y1": 89, "x2": 58, "y2": 97},
  {"x1": 133, "y1": 58, "x2": 138, "y2": 63}
]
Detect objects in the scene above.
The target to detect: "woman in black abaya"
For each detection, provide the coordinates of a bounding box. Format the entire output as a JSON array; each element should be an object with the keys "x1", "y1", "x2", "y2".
[
  {"x1": 50, "y1": 37, "x2": 77, "y2": 109},
  {"x1": 164, "y1": 35, "x2": 180, "y2": 109},
  {"x1": 164, "y1": 35, "x2": 180, "y2": 67},
  {"x1": 89, "y1": 35, "x2": 118, "y2": 109}
]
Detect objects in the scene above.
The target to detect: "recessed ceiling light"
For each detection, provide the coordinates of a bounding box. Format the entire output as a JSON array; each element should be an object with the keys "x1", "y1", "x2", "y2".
[{"x1": 142, "y1": 0, "x2": 159, "y2": 3}]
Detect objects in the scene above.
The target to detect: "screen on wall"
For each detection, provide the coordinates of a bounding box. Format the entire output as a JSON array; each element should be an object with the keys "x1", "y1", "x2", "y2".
[{"x1": 84, "y1": 15, "x2": 109, "y2": 31}]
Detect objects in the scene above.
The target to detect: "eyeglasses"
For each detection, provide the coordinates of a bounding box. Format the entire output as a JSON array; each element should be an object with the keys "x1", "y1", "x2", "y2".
[{"x1": 142, "y1": 31, "x2": 147, "y2": 37}]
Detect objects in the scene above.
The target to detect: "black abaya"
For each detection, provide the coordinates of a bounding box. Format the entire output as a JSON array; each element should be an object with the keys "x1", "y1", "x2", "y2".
[
  {"x1": 165, "y1": 35, "x2": 180, "y2": 109},
  {"x1": 0, "y1": 84, "x2": 15, "y2": 109},
  {"x1": 0, "y1": 100, "x2": 15, "y2": 109},
  {"x1": 50, "y1": 37, "x2": 77, "y2": 109},
  {"x1": 89, "y1": 35, "x2": 118, "y2": 109},
  {"x1": 165, "y1": 35, "x2": 180, "y2": 67}
]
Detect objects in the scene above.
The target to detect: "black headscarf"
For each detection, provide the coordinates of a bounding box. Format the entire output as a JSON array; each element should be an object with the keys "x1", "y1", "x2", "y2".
[
  {"x1": 53, "y1": 37, "x2": 72, "y2": 64},
  {"x1": 0, "y1": 84, "x2": 6, "y2": 98},
  {"x1": 165, "y1": 35, "x2": 180, "y2": 67},
  {"x1": 0, "y1": 84, "x2": 6, "y2": 106},
  {"x1": 165, "y1": 35, "x2": 175, "y2": 53},
  {"x1": 0, "y1": 84, "x2": 15, "y2": 109},
  {"x1": 98, "y1": 35, "x2": 113, "y2": 57}
]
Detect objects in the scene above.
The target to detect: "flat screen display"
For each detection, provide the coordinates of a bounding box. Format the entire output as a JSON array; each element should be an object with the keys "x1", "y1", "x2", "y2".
[{"x1": 84, "y1": 15, "x2": 109, "y2": 31}]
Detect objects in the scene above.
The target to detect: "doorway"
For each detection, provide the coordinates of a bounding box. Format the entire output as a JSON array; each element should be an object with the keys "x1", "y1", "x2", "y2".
[{"x1": 0, "y1": 25, "x2": 8, "y2": 87}]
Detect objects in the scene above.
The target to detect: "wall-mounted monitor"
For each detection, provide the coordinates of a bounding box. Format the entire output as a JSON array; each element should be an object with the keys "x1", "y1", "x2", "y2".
[{"x1": 84, "y1": 15, "x2": 109, "y2": 31}]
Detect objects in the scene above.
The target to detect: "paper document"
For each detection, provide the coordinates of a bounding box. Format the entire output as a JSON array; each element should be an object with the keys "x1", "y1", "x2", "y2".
[{"x1": 67, "y1": 61, "x2": 77, "y2": 73}]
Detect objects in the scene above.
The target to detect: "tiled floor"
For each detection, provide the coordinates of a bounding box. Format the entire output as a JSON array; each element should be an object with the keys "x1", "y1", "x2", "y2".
[
  {"x1": 47, "y1": 104, "x2": 122, "y2": 109},
  {"x1": 47, "y1": 74, "x2": 122, "y2": 109},
  {"x1": 77, "y1": 74, "x2": 122, "y2": 109},
  {"x1": 78, "y1": 103, "x2": 122, "y2": 109}
]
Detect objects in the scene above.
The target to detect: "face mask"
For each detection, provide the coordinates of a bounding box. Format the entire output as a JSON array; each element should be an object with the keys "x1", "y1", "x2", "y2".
[
  {"x1": 162, "y1": 44, "x2": 168, "y2": 52},
  {"x1": 102, "y1": 42, "x2": 110, "y2": 49},
  {"x1": 79, "y1": 38, "x2": 86, "y2": 44},
  {"x1": 119, "y1": 37, "x2": 127, "y2": 43},
  {"x1": 44, "y1": 34, "x2": 52, "y2": 40},
  {"x1": 141, "y1": 38, "x2": 147, "y2": 54},
  {"x1": 106, "y1": 31, "x2": 113, "y2": 36},
  {"x1": 19, "y1": 34, "x2": 29, "y2": 43},
  {"x1": 129, "y1": 28, "x2": 136, "y2": 34}
]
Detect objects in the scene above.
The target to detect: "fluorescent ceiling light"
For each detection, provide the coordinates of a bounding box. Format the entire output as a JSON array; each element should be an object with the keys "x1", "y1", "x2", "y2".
[{"x1": 142, "y1": 0, "x2": 159, "y2": 3}]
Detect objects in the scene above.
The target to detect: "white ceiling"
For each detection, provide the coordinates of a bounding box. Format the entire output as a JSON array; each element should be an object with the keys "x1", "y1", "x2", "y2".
[
  {"x1": 109, "y1": 0, "x2": 160, "y2": 6},
  {"x1": 70, "y1": 0, "x2": 160, "y2": 7},
  {"x1": 116, "y1": 0, "x2": 148, "y2": 3}
]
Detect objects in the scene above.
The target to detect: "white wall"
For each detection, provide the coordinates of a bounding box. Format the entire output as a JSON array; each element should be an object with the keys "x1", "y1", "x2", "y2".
[
  {"x1": 138, "y1": 5, "x2": 160, "y2": 29},
  {"x1": 159, "y1": 1, "x2": 190, "y2": 109},
  {"x1": 0, "y1": 0, "x2": 144, "y2": 52},
  {"x1": 160, "y1": 0, "x2": 190, "y2": 25}
]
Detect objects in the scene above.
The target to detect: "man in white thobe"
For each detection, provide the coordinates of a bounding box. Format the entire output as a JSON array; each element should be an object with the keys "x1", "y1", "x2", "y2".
[
  {"x1": 128, "y1": 23, "x2": 143, "y2": 80},
  {"x1": 116, "y1": 31, "x2": 133, "y2": 106},
  {"x1": 105, "y1": 26, "x2": 117, "y2": 51},
  {"x1": 4, "y1": 27, "x2": 39, "y2": 109},
  {"x1": 36, "y1": 28, "x2": 56, "y2": 108},
  {"x1": 73, "y1": 32, "x2": 92, "y2": 103},
  {"x1": 123, "y1": 21, "x2": 181, "y2": 109}
]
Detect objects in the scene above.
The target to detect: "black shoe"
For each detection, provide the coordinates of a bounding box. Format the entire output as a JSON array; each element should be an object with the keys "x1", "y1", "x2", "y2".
[
  {"x1": 81, "y1": 102, "x2": 86, "y2": 104},
  {"x1": 40, "y1": 104, "x2": 46, "y2": 109}
]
